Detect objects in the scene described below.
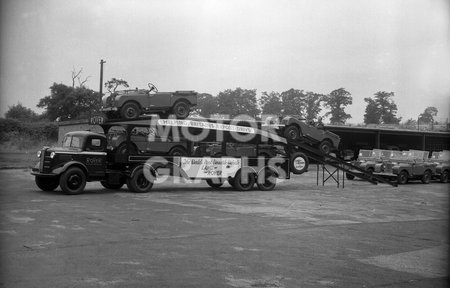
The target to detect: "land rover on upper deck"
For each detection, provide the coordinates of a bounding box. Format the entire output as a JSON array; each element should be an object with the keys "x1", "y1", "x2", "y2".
[{"x1": 101, "y1": 83, "x2": 197, "y2": 120}]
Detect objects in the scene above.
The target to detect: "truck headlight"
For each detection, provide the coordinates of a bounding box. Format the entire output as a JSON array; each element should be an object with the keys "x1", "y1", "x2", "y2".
[
  {"x1": 37, "y1": 151, "x2": 41, "y2": 158},
  {"x1": 50, "y1": 152, "x2": 56, "y2": 159}
]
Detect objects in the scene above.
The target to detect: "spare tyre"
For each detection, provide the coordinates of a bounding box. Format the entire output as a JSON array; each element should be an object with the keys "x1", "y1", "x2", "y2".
[{"x1": 291, "y1": 152, "x2": 309, "y2": 174}]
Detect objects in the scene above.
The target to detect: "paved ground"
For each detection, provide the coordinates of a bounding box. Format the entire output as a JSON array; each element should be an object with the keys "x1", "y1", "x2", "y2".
[{"x1": 0, "y1": 169, "x2": 448, "y2": 288}]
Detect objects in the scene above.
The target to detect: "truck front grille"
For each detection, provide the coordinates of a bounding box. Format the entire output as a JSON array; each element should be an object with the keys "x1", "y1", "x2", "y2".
[{"x1": 39, "y1": 150, "x2": 52, "y2": 173}]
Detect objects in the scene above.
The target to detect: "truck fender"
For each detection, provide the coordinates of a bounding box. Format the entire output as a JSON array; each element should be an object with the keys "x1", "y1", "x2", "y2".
[{"x1": 52, "y1": 161, "x2": 88, "y2": 176}]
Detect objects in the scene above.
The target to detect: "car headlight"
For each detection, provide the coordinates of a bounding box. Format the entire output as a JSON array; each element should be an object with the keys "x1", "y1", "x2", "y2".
[
  {"x1": 50, "y1": 152, "x2": 56, "y2": 159},
  {"x1": 37, "y1": 151, "x2": 42, "y2": 158}
]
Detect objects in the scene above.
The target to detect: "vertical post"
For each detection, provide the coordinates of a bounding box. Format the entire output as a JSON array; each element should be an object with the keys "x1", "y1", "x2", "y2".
[
  {"x1": 375, "y1": 131, "x2": 380, "y2": 149},
  {"x1": 99, "y1": 59, "x2": 106, "y2": 103}
]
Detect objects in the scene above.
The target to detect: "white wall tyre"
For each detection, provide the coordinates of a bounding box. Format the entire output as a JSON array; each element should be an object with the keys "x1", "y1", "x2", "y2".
[{"x1": 291, "y1": 152, "x2": 309, "y2": 174}]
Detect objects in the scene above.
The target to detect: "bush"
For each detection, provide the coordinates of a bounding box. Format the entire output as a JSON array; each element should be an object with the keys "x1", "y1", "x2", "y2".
[{"x1": 0, "y1": 118, "x2": 58, "y2": 151}]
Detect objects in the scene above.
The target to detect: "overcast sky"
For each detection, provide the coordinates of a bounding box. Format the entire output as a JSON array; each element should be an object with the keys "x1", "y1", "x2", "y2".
[{"x1": 1, "y1": 0, "x2": 449, "y2": 123}]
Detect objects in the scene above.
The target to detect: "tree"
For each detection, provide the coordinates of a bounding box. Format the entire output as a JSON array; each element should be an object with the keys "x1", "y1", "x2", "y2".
[
  {"x1": 105, "y1": 78, "x2": 129, "y2": 92},
  {"x1": 404, "y1": 118, "x2": 417, "y2": 127},
  {"x1": 418, "y1": 106, "x2": 438, "y2": 124},
  {"x1": 259, "y1": 91, "x2": 282, "y2": 115},
  {"x1": 194, "y1": 93, "x2": 219, "y2": 117},
  {"x1": 373, "y1": 91, "x2": 401, "y2": 124},
  {"x1": 280, "y1": 89, "x2": 306, "y2": 116},
  {"x1": 37, "y1": 83, "x2": 100, "y2": 121},
  {"x1": 216, "y1": 88, "x2": 260, "y2": 118},
  {"x1": 323, "y1": 88, "x2": 352, "y2": 124},
  {"x1": 304, "y1": 92, "x2": 324, "y2": 120},
  {"x1": 363, "y1": 97, "x2": 381, "y2": 124},
  {"x1": 5, "y1": 103, "x2": 40, "y2": 122},
  {"x1": 71, "y1": 67, "x2": 90, "y2": 88}
]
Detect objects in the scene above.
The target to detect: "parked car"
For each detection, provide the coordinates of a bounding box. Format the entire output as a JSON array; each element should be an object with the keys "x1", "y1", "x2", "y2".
[
  {"x1": 101, "y1": 83, "x2": 197, "y2": 119},
  {"x1": 390, "y1": 150, "x2": 436, "y2": 184},
  {"x1": 107, "y1": 127, "x2": 188, "y2": 156},
  {"x1": 274, "y1": 116, "x2": 341, "y2": 154},
  {"x1": 431, "y1": 150, "x2": 450, "y2": 183}
]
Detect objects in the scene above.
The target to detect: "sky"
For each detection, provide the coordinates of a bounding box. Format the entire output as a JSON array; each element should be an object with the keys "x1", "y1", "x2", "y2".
[{"x1": 1, "y1": 0, "x2": 449, "y2": 123}]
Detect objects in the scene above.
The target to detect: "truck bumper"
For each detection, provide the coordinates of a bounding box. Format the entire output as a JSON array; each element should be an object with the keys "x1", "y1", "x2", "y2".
[{"x1": 31, "y1": 167, "x2": 58, "y2": 177}]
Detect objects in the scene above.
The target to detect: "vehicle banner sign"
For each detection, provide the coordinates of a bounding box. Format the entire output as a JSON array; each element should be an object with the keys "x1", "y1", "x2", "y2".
[
  {"x1": 158, "y1": 119, "x2": 255, "y2": 134},
  {"x1": 180, "y1": 157, "x2": 241, "y2": 178}
]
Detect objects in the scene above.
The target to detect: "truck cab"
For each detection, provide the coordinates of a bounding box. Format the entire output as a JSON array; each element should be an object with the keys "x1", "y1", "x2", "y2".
[{"x1": 31, "y1": 131, "x2": 110, "y2": 194}]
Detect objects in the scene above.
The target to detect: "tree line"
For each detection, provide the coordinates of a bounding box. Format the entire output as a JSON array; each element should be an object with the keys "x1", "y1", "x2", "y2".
[{"x1": 4, "y1": 73, "x2": 441, "y2": 126}]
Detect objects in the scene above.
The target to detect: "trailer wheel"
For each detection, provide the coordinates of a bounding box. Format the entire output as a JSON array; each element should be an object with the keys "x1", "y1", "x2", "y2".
[
  {"x1": 59, "y1": 167, "x2": 86, "y2": 195},
  {"x1": 172, "y1": 101, "x2": 190, "y2": 119},
  {"x1": 206, "y1": 179, "x2": 223, "y2": 189},
  {"x1": 126, "y1": 167, "x2": 153, "y2": 193},
  {"x1": 284, "y1": 125, "x2": 300, "y2": 141},
  {"x1": 233, "y1": 170, "x2": 255, "y2": 191},
  {"x1": 290, "y1": 152, "x2": 309, "y2": 174},
  {"x1": 345, "y1": 173, "x2": 355, "y2": 180},
  {"x1": 120, "y1": 102, "x2": 141, "y2": 119},
  {"x1": 257, "y1": 168, "x2": 276, "y2": 191},
  {"x1": 421, "y1": 170, "x2": 432, "y2": 184},
  {"x1": 397, "y1": 170, "x2": 409, "y2": 185},
  {"x1": 440, "y1": 170, "x2": 449, "y2": 183},
  {"x1": 228, "y1": 178, "x2": 236, "y2": 188},
  {"x1": 35, "y1": 176, "x2": 59, "y2": 191}
]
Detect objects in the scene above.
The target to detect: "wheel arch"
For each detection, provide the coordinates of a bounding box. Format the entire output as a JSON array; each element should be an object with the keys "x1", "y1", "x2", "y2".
[
  {"x1": 52, "y1": 161, "x2": 88, "y2": 177},
  {"x1": 120, "y1": 99, "x2": 142, "y2": 109}
]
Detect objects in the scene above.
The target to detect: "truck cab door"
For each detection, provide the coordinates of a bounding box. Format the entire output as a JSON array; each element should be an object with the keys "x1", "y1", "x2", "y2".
[{"x1": 83, "y1": 136, "x2": 107, "y2": 177}]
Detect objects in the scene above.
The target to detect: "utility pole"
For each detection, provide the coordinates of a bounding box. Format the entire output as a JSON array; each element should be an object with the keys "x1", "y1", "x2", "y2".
[{"x1": 99, "y1": 59, "x2": 106, "y2": 103}]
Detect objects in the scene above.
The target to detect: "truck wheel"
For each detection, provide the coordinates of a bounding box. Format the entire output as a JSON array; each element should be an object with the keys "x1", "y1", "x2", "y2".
[
  {"x1": 35, "y1": 176, "x2": 59, "y2": 191},
  {"x1": 172, "y1": 101, "x2": 190, "y2": 119},
  {"x1": 440, "y1": 170, "x2": 449, "y2": 183},
  {"x1": 233, "y1": 170, "x2": 255, "y2": 191},
  {"x1": 168, "y1": 146, "x2": 187, "y2": 156},
  {"x1": 421, "y1": 170, "x2": 432, "y2": 184},
  {"x1": 397, "y1": 170, "x2": 409, "y2": 185},
  {"x1": 257, "y1": 168, "x2": 276, "y2": 191},
  {"x1": 318, "y1": 140, "x2": 332, "y2": 155},
  {"x1": 284, "y1": 125, "x2": 300, "y2": 141},
  {"x1": 290, "y1": 152, "x2": 309, "y2": 174},
  {"x1": 100, "y1": 178, "x2": 125, "y2": 190},
  {"x1": 126, "y1": 168, "x2": 153, "y2": 193},
  {"x1": 206, "y1": 179, "x2": 223, "y2": 189},
  {"x1": 59, "y1": 167, "x2": 86, "y2": 195},
  {"x1": 120, "y1": 102, "x2": 141, "y2": 119}
]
